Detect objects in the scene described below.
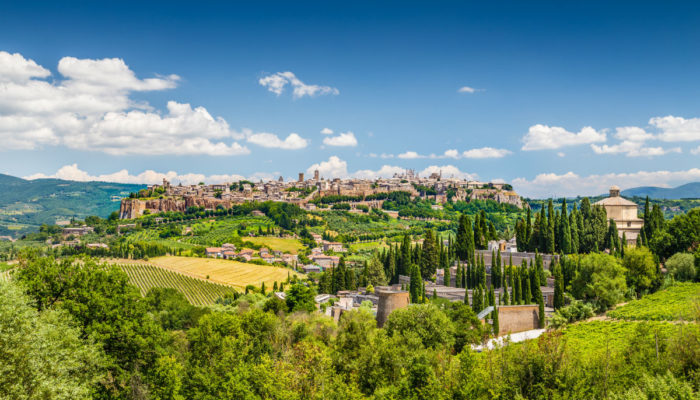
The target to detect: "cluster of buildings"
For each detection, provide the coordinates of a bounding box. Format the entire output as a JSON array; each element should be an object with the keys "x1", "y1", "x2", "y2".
[
  {"x1": 121, "y1": 170, "x2": 522, "y2": 219},
  {"x1": 204, "y1": 243, "x2": 299, "y2": 265}
]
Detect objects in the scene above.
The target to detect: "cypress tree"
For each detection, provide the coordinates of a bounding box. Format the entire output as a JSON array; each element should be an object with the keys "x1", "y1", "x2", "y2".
[
  {"x1": 525, "y1": 207, "x2": 532, "y2": 250},
  {"x1": 455, "y1": 263, "x2": 462, "y2": 288},
  {"x1": 488, "y1": 285, "x2": 495, "y2": 306},
  {"x1": 481, "y1": 254, "x2": 487, "y2": 288},
  {"x1": 420, "y1": 229, "x2": 439, "y2": 279},
  {"x1": 560, "y1": 198, "x2": 572, "y2": 254},
  {"x1": 464, "y1": 286, "x2": 469, "y2": 305},
  {"x1": 514, "y1": 274, "x2": 521, "y2": 304},
  {"x1": 444, "y1": 264, "x2": 451, "y2": 287},
  {"x1": 432, "y1": 288, "x2": 437, "y2": 300},
  {"x1": 538, "y1": 291, "x2": 546, "y2": 328},
  {"x1": 569, "y1": 202, "x2": 579, "y2": 254},
  {"x1": 409, "y1": 264, "x2": 421, "y2": 303},
  {"x1": 273, "y1": 281, "x2": 278, "y2": 292},
  {"x1": 261, "y1": 281, "x2": 266, "y2": 295},
  {"x1": 523, "y1": 275, "x2": 532, "y2": 304},
  {"x1": 621, "y1": 232, "x2": 627, "y2": 258},
  {"x1": 492, "y1": 307, "x2": 500, "y2": 336},
  {"x1": 503, "y1": 281, "x2": 510, "y2": 305}
]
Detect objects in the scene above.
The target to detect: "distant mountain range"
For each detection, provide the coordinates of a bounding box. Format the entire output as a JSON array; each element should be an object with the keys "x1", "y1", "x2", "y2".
[
  {"x1": 621, "y1": 182, "x2": 700, "y2": 199},
  {"x1": 0, "y1": 174, "x2": 144, "y2": 236}
]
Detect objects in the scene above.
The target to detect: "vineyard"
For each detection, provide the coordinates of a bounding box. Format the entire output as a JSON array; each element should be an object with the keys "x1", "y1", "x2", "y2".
[
  {"x1": 147, "y1": 256, "x2": 300, "y2": 290},
  {"x1": 607, "y1": 282, "x2": 700, "y2": 321},
  {"x1": 0, "y1": 270, "x2": 10, "y2": 282},
  {"x1": 561, "y1": 320, "x2": 697, "y2": 359},
  {"x1": 117, "y1": 263, "x2": 237, "y2": 305},
  {"x1": 243, "y1": 237, "x2": 304, "y2": 254}
]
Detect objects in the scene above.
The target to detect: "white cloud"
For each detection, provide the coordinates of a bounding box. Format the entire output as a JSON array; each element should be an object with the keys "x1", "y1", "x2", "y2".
[
  {"x1": 353, "y1": 165, "x2": 406, "y2": 179},
  {"x1": 23, "y1": 164, "x2": 282, "y2": 186},
  {"x1": 614, "y1": 126, "x2": 653, "y2": 142},
  {"x1": 380, "y1": 153, "x2": 394, "y2": 159},
  {"x1": 246, "y1": 132, "x2": 308, "y2": 150},
  {"x1": 462, "y1": 147, "x2": 512, "y2": 159},
  {"x1": 305, "y1": 156, "x2": 477, "y2": 181},
  {"x1": 398, "y1": 151, "x2": 424, "y2": 159},
  {"x1": 691, "y1": 146, "x2": 700, "y2": 155},
  {"x1": 650, "y1": 115, "x2": 700, "y2": 142},
  {"x1": 521, "y1": 124, "x2": 607, "y2": 151},
  {"x1": 591, "y1": 142, "x2": 680, "y2": 157},
  {"x1": 306, "y1": 156, "x2": 349, "y2": 178},
  {"x1": 258, "y1": 71, "x2": 339, "y2": 98},
  {"x1": 0, "y1": 51, "x2": 250, "y2": 156},
  {"x1": 323, "y1": 132, "x2": 358, "y2": 147},
  {"x1": 557, "y1": 152, "x2": 565, "y2": 157},
  {"x1": 443, "y1": 149, "x2": 460, "y2": 159},
  {"x1": 458, "y1": 86, "x2": 480, "y2": 93},
  {"x1": 0, "y1": 51, "x2": 50, "y2": 82},
  {"x1": 513, "y1": 168, "x2": 700, "y2": 198},
  {"x1": 320, "y1": 127, "x2": 333, "y2": 135},
  {"x1": 420, "y1": 165, "x2": 478, "y2": 180}
]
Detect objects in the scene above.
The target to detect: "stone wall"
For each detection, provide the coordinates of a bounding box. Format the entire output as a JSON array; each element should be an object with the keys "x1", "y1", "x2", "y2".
[
  {"x1": 376, "y1": 288, "x2": 410, "y2": 328},
  {"x1": 497, "y1": 305, "x2": 540, "y2": 335}
]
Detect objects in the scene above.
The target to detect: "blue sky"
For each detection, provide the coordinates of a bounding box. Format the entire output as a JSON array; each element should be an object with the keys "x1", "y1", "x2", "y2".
[{"x1": 1, "y1": 1, "x2": 700, "y2": 197}]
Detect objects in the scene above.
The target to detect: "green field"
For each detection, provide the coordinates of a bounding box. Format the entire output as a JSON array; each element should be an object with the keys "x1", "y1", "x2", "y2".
[
  {"x1": 607, "y1": 283, "x2": 700, "y2": 321},
  {"x1": 561, "y1": 320, "x2": 696, "y2": 358},
  {"x1": 243, "y1": 237, "x2": 304, "y2": 254},
  {"x1": 117, "y1": 263, "x2": 238, "y2": 305}
]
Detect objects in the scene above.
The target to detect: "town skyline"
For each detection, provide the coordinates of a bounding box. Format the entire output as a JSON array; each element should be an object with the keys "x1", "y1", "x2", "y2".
[{"x1": 2, "y1": 1, "x2": 700, "y2": 197}]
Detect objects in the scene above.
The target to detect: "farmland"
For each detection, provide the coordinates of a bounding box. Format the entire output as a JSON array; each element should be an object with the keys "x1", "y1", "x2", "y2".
[
  {"x1": 243, "y1": 237, "x2": 304, "y2": 254},
  {"x1": 607, "y1": 282, "x2": 700, "y2": 321},
  {"x1": 147, "y1": 256, "x2": 299, "y2": 290},
  {"x1": 117, "y1": 263, "x2": 237, "y2": 305}
]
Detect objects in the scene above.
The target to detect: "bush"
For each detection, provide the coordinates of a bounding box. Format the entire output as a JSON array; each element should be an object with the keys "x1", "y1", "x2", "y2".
[
  {"x1": 548, "y1": 298, "x2": 595, "y2": 329},
  {"x1": 665, "y1": 253, "x2": 696, "y2": 282}
]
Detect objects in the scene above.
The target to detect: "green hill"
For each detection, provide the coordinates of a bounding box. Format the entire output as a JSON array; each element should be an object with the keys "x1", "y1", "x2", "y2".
[
  {"x1": 621, "y1": 182, "x2": 700, "y2": 199},
  {"x1": 0, "y1": 174, "x2": 145, "y2": 237}
]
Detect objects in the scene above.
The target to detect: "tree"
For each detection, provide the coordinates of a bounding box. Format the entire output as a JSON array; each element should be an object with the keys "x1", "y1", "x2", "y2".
[
  {"x1": 622, "y1": 247, "x2": 657, "y2": 296},
  {"x1": 492, "y1": 307, "x2": 499, "y2": 336},
  {"x1": 409, "y1": 264, "x2": 422, "y2": 303},
  {"x1": 665, "y1": 253, "x2": 696, "y2": 282},
  {"x1": 384, "y1": 304, "x2": 455, "y2": 350},
  {"x1": 560, "y1": 198, "x2": 572, "y2": 254},
  {"x1": 571, "y1": 253, "x2": 627, "y2": 311},
  {"x1": 0, "y1": 281, "x2": 104, "y2": 400},
  {"x1": 285, "y1": 283, "x2": 316, "y2": 313},
  {"x1": 420, "y1": 229, "x2": 439, "y2": 280},
  {"x1": 537, "y1": 291, "x2": 545, "y2": 328},
  {"x1": 444, "y1": 264, "x2": 451, "y2": 287}
]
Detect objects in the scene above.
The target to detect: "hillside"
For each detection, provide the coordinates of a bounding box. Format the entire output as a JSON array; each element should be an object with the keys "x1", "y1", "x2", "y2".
[
  {"x1": 621, "y1": 182, "x2": 700, "y2": 199},
  {"x1": 0, "y1": 173, "x2": 145, "y2": 236}
]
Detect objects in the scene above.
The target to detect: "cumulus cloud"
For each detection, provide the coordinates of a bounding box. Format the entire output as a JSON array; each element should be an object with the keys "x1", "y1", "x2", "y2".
[
  {"x1": 393, "y1": 147, "x2": 512, "y2": 160},
  {"x1": 591, "y1": 142, "x2": 680, "y2": 157},
  {"x1": 24, "y1": 164, "x2": 280, "y2": 186},
  {"x1": 513, "y1": 168, "x2": 700, "y2": 198},
  {"x1": 246, "y1": 132, "x2": 308, "y2": 150},
  {"x1": 420, "y1": 165, "x2": 478, "y2": 180},
  {"x1": 322, "y1": 131, "x2": 358, "y2": 147},
  {"x1": 458, "y1": 86, "x2": 477, "y2": 93},
  {"x1": 398, "y1": 151, "x2": 424, "y2": 159},
  {"x1": 521, "y1": 124, "x2": 607, "y2": 151},
  {"x1": 305, "y1": 156, "x2": 478, "y2": 180},
  {"x1": 650, "y1": 115, "x2": 700, "y2": 142},
  {"x1": 320, "y1": 127, "x2": 333, "y2": 135},
  {"x1": 306, "y1": 156, "x2": 349, "y2": 178},
  {"x1": 462, "y1": 147, "x2": 512, "y2": 159},
  {"x1": 258, "y1": 71, "x2": 339, "y2": 98},
  {"x1": 0, "y1": 51, "x2": 252, "y2": 156}
]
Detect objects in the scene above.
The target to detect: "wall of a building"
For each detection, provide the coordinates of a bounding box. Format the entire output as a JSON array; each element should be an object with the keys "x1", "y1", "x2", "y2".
[
  {"x1": 376, "y1": 289, "x2": 410, "y2": 328},
  {"x1": 497, "y1": 305, "x2": 540, "y2": 335}
]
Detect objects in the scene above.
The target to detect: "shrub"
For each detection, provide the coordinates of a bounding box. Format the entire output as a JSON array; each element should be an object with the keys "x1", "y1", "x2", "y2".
[{"x1": 665, "y1": 253, "x2": 696, "y2": 282}]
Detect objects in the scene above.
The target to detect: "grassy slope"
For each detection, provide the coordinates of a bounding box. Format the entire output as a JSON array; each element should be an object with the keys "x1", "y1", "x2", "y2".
[{"x1": 607, "y1": 283, "x2": 700, "y2": 321}]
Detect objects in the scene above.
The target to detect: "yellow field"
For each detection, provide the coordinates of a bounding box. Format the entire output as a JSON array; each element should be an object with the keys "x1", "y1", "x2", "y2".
[
  {"x1": 242, "y1": 237, "x2": 305, "y2": 254},
  {"x1": 147, "y1": 256, "x2": 300, "y2": 290}
]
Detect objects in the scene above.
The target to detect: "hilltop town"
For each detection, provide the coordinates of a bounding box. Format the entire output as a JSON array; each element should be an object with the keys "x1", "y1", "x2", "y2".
[{"x1": 119, "y1": 169, "x2": 523, "y2": 219}]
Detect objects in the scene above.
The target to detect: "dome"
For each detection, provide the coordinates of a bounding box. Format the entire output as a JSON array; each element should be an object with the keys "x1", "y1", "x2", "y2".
[{"x1": 610, "y1": 185, "x2": 620, "y2": 191}]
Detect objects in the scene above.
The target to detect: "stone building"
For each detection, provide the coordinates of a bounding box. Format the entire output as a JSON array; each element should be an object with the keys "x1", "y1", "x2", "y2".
[{"x1": 594, "y1": 185, "x2": 644, "y2": 245}]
